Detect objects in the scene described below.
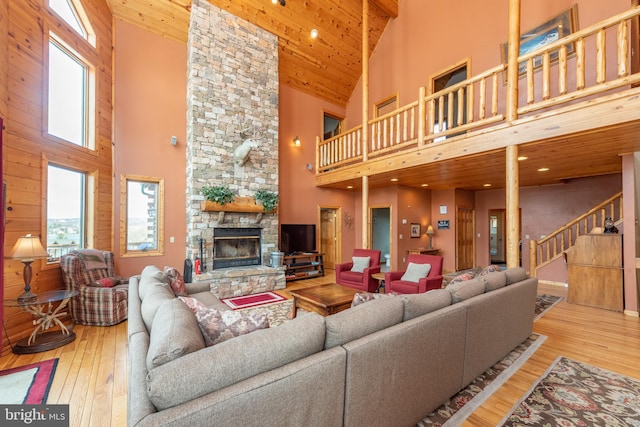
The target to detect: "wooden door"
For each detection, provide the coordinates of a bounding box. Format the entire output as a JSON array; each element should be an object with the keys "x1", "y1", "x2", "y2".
[
  {"x1": 320, "y1": 208, "x2": 338, "y2": 269},
  {"x1": 456, "y1": 207, "x2": 475, "y2": 270}
]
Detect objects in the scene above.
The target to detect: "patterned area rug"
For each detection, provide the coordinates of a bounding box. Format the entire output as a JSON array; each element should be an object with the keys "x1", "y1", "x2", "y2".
[
  {"x1": 0, "y1": 358, "x2": 58, "y2": 404},
  {"x1": 417, "y1": 334, "x2": 547, "y2": 426},
  {"x1": 534, "y1": 294, "x2": 562, "y2": 321},
  {"x1": 498, "y1": 356, "x2": 640, "y2": 426}
]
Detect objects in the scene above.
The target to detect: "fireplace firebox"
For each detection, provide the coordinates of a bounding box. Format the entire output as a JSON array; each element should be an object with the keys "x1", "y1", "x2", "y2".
[{"x1": 212, "y1": 228, "x2": 262, "y2": 269}]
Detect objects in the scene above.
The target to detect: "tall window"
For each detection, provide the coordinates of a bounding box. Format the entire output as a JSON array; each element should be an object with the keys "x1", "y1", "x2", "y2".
[
  {"x1": 49, "y1": 0, "x2": 87, "y2": 39},
  {"x1": 121, "y1": 175, "x2": 164, "y2": 257},
  {"x1": 48, "y1": 39, "x2": 88, "y2": 147},
  {"x1": 323, "y1": 112, "x2": 344, "y2": 140},
  {"x1": 431, "y1": 63, "x2": 468, "y2": 141},
  {"x1": 47, "y1": 164, "x2": 86, "y2": 261}
]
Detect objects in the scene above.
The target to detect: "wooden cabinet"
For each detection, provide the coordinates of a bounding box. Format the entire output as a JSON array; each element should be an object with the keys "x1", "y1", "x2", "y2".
[
  {"x1": 407, "y1": 248, "x2": 440, "y2": 256},
  {"x1": 566, "y1": 234, "x2": 623, "y2": 311},
  {"x1": 283, "y1": 253, "x2": 325, "y2": 282}
]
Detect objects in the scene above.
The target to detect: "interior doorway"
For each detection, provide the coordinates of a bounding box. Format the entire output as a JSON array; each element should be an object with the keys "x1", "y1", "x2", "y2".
[
  {"x1": 370, "y1": 206, "x2": 391, "y2": 271},
  {"x1": 319, "y1": 207, "x2": 341, "y2": 270},
  {"x1": 489, "y1": 209, "x2": 506, "y2": 264},
  {"x1": 456, "y1": 207, "x2": 475, "y2": 270}
]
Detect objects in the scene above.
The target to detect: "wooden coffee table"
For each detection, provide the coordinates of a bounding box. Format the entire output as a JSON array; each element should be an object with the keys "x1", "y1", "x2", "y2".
[{"x1": 289, "y1": 283, "x2": 359, "y2": 318}]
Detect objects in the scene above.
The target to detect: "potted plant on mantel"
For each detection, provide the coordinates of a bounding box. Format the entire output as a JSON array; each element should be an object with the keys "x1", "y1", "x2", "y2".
[
  {"x1": 199, "y1": 186, "x2": 273, "y2": 213},
  {"x1": 254, "y1": 190, "x2": 279, "y2": 213}
]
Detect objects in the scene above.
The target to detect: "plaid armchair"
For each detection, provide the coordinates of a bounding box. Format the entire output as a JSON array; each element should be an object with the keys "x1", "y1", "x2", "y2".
[{"x1": 60, "y1": 250, "x2": 128, "y2": 326}]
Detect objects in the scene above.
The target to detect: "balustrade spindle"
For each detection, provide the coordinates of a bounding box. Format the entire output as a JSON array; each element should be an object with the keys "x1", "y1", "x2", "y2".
[
  {"x1": 479, "y1": 79, "x2": 486, "y2": 120},
  {"x1": 618, "y1": 20, "x2": 629, "y2": 77},
  {"x1": 447, "y1": 92, "x2": 454, "y2": 130},
  {"x1": 467, "y1": 84, "x2": 474, "y2": 122},
  {"x1": 559, "y1": 46, "x2": 568, "y2": 95},
  {"x1": 457, "y1": 88, "x2": 464, "y2": 126},
  {"x1": 576, "y1": 38, "x2": 586, "y2": 90},
  {"x1": 491, "y1": 73, "x2": 499, "y2": 116},
  {"x1": 596, "y1": 29, "x2": 606, "y2": 84},
  {"x1": 542, "y1": 52, "x2": 551, "y2": 100},
  {"x1": 527, "y1": 59, "x2": 535, "y2": 104}
]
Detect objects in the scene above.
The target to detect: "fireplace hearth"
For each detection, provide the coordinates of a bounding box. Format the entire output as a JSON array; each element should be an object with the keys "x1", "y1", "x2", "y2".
[{"x1": 212, "y1": 227, "x2": 262, "y2": 269}]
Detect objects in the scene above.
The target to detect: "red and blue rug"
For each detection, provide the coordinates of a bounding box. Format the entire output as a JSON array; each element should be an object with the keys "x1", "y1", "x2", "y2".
[{"x1": 0, "y1": 358, "x2": 58, "y2": 404}]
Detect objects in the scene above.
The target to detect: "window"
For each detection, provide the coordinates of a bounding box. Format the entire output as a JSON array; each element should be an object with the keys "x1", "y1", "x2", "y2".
[
  {"x1": 431, "y1": 62, "x2": 468, "y2": 141},
  {"x1": 47, "y1": 164, "x2": 86, "y2": 261},
  {"x1": 323, "y1": 112, "x2": 344, "y2": 140},
  {"x1": 121, "y1": 175, "x2": 164, "y2": 257},
  {"x1": 49, "y1": 0, "x2": 87, "y2": 39},
  {"x1": 374, "y1": 95, "x2": 398, "y2": 118}
]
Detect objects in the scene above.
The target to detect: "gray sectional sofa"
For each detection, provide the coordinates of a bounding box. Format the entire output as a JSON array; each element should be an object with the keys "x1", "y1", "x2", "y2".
[{"x1": 128, "y1": 265, "x2": 537, "y2": 427}]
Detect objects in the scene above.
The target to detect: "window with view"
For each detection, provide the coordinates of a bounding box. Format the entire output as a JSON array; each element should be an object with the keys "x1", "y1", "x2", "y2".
[
  {"x1": 121, "y1": 175, "x2": 164, "y2": 256},
  {"x1": 47, "y1": 165, "x2": 86, "y2": 261}
]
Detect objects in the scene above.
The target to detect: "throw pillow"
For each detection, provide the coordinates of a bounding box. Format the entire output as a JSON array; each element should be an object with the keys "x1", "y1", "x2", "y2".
[
  {"x1": 93, "y1": 276, "x2": 118, "y2": 287},
  {"x1": 400, "y1": 262, "x2": 431, "y2": 282},
  {"x1": 350, "y1": 256, "x2": 371, "y2": 273},
  {"x1": 195, "y1": 308, "x2": 269, "y2": 347},
  {"x1": 351, "y1": 291, "x2": 400, "y2": 307},
  {"x1": 478, "y1": 264, "x2": 502, "y2": 276},
  {"x1": 449, "y1": 272, "x2": 476, "y2": 285},
  {"x1": 178, "y1": 296, "x2": 207, "y2": 313},
  {"x1": 163, "y1": 266, "x2": 188, "y2": 297}
]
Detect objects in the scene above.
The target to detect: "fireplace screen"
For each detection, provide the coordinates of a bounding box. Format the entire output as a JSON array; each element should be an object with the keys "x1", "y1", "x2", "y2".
[{"x1": 212, "y1": 228, "x2": 262, "y2": 269}]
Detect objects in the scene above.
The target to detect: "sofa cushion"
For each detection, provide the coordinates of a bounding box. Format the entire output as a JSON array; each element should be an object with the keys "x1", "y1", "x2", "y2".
[
  {"x1": 146, "y1": 298, "x2": 205, "y2": 371},
  {"x1": 402, "y1": 288, "x2": 452, "y2": 321},
  {"x1": 163, "y1": 266, "x2": 187, "y2": 297},
  {"x1": 505, "y1": 267, "x2": 528, "y2": 284},
  {"x1": 351, "y1": 256, "x2": 371, "y2": 273},
  {"x1": 146, "y1": 312, "x2": 327, "y2": 410},
  {"x1": 140, "y1": 285, "x2": 176, "y2": 331},
  {"x1": 195, "y1": 307, "x2": 269, "y2": 346},
  {"x1": 139, "y1": 266, "x2": 168, "y2": 300},
  {"x1": 478, "y1": 271, "x2": 507, "y2": 292},
  {"x1": 324, "y1": 297, "x2": 404, "y2": 349},
  {"x1": 447, "y1": 279, "x2": 486, "y2": 303},
  {"x1": 400, "y1": 262, "x2": 431, "y2": 282}
]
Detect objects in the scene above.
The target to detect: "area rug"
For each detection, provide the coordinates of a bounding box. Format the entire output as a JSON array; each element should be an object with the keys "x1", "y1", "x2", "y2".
[
  {"x1": 417, "y1": 333, "x2": 547, "y2": 426},
  {"x1": 221, "y1": 291, "x2": 286, "y2": 310},
  {"x1": 534, "y1": 294, "x2": 562, "y2": 321},
  {"x1": 0, "y1": 358, "x2": 58, "y2": 404},
  {"x1": 498, "y1": 356, "x2": 640, "y2": 426}
]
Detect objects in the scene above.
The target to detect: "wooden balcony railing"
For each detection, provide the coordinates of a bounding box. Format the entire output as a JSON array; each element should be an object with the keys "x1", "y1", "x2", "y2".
[
  {"x1": 316, "y1": 6, "x2": 640, "y2": 172},
  {"x1": 528, "y1": 191, "x2": 623, "y2": 277}
]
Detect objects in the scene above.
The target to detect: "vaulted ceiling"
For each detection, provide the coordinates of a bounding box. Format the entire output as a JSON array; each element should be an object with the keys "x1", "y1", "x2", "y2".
[{"x1": 106, "y1": 0, "x2": 398, "y2": 107}]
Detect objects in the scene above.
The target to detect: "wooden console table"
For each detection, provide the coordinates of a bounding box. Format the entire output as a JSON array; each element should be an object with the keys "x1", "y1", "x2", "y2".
[{"x1": 407, "y1": 248, "x2": 440, "y2": 256}]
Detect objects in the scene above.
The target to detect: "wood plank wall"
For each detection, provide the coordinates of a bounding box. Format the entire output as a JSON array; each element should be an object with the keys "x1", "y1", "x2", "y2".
[{"x1": 2, "y1": 0, "x2": 113, "y2": 354}]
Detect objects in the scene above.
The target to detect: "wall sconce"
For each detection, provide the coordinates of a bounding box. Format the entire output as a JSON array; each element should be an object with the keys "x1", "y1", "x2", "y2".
[
  {"x1": 293, "y1": 136, "x2": 301, "y2": 146},
  {"x1": 425, "y1": 225, "x2": 435, "y2": 250},
  {"x1": 306, "y1": 163, "x2": 313, "y2": 171}
]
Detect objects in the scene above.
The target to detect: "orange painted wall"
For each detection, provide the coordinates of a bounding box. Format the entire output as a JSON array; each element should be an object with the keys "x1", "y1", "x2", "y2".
[{"x1": 113, "y1": 20, "x2": 187, "y2": 277}]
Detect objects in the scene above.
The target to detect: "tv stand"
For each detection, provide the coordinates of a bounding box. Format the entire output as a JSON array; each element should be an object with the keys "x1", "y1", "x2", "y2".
[{"x1": 283, "y1": 253, "x2": 324, "y2": 282}]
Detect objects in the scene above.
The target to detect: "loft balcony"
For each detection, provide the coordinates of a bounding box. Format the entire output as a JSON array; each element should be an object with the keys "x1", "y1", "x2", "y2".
[{"x1": 315, "y1": 6, "x2": 640, "y2": 192}]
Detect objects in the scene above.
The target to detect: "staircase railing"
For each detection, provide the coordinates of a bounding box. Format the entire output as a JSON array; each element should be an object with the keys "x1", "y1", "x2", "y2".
[{"x1": 529, "y1": 192, "x2": 623, "y2": 277}]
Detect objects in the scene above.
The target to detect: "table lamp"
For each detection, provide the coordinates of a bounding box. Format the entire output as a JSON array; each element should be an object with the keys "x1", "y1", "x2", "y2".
[
  {"x1": 6, "y1": 234, "x2": 49, "y2": 302},
  {"x1": 425, "y1": 225, "x2": 435, "y2": 250}
]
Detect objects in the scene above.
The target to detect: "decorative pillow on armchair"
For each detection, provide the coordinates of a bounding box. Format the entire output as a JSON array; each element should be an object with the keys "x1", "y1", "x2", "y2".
[
  {"x1": 350, "y1": 256, "x2": 371, "y2": 273},
  {"x1": 195, "y1": 308, "x2": 269, "y2": 347},
  {"x1": 400, "y1": 262, "x2": 432, "y2": 282}
]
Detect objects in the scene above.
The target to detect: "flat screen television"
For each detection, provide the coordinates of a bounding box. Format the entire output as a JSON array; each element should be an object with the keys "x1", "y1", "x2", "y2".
[{"x1": 280, "y1": 224, "x2": 317, "y2": 255}]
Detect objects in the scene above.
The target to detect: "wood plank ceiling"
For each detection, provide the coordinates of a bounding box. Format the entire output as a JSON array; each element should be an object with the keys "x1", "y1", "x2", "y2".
[{"x1": 106, "y1": 0, "x2": 397, "y2": 107}]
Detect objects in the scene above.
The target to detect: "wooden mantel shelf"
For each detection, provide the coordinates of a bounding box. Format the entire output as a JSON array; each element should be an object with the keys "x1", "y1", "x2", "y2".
[{"x1": 200, "y1": 196, "x2": 275, "y2": 213}]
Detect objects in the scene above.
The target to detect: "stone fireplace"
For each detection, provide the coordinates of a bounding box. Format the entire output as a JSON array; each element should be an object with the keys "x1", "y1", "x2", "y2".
[
  {"x1": 185, "y1": 0, "x2": 279, "y2": 270},
  {"x1": 212, "y1": 227, "x2": 262, "y2": 269},
  {"x1": 183, "y1": 0, "x2": 283, "y2": 296}
]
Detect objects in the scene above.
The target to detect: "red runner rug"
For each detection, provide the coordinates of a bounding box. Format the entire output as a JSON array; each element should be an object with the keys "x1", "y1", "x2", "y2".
[{"x1": 221, "y1": 291, "x2": 287, "y2": 310}]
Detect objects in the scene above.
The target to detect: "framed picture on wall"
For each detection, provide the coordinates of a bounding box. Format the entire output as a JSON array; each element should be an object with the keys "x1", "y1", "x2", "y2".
[{"x1": 410, "y1": 223, "x2": 421, "y2": 238}]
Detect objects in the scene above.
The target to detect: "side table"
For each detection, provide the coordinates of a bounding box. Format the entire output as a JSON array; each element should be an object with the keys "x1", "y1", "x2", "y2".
[
  {"x1": 4, "y1": 289, "x2": 78, "y2": 354},
  {"x1": 371, "y1": 272, "x2": 386, "y2": 293}
]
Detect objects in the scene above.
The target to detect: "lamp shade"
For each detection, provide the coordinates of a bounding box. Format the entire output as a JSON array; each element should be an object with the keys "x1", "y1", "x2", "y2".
[
  {"x1": 425, "y1": 225, "x2": 435, "y2": 235},
  {"x1": 6, "y1": 234, "x2": 49, "y2": 261}
]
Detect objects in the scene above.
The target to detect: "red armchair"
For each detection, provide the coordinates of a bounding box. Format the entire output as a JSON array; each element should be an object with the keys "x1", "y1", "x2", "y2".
[
  {"x1": 336, "y1": 249, "x2": 382, "y2": 292},
  {"x1": 385, "y1": 254, "x2": 443, "y2": 294}
]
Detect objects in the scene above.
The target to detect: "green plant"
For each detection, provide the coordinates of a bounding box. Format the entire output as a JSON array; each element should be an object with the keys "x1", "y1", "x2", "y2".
[
  {"x1": 200, "y1": 186, "x2": 235, "y2": 205},
  {"x1": 254, "y1": 189, "x2": 279, "y2": 212}
]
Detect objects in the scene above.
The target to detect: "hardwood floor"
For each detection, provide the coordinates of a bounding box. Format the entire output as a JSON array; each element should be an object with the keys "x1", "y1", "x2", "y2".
[{"x1": 1, "y1": 273, "x2": 638, "y2": 427}]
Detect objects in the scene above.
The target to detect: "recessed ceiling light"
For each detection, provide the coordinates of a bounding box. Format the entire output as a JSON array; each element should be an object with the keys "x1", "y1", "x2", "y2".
[
  {"x1": 538, "y1": 167, "x2": 549, "y2": 172},
  {"x1": 483, "y1": 183, "x2": 492, "y2": 187},
  {"x1": 310, "y1": 29, "x2": 318, "y2": 39},
  {"x1": 518, "y1": 156, "x2": 528, "y2": 161},
  {"x1": 390, "y1": 178, "x2": 398, "y2": 182},
  {"x1": 346, "y1": 185, "x2": 353, "y2": 189},
  {"x1": 421, "y1": 183, "x2": 429, "y2": 187}
]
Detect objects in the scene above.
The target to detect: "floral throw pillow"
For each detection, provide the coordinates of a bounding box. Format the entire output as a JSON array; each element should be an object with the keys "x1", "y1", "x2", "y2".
[
  {"x1": 163, "y1": 266, "x2": 188, "y2": 297},
  {"x1": 178, "y1": 296, "x2": 207, "y2": 313},
  {"x1": 478, "y1": 264, "x2": 502, "y2": 276},
  {"x1": 195, "y1": 308, "x2": 269, "y2": 347},
  {"x1": 351, "y1": 291, "x2": 400, "y2": 307},
  {"x1": 449, "y1": 272, "x2": 476, "y2": 285}
]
